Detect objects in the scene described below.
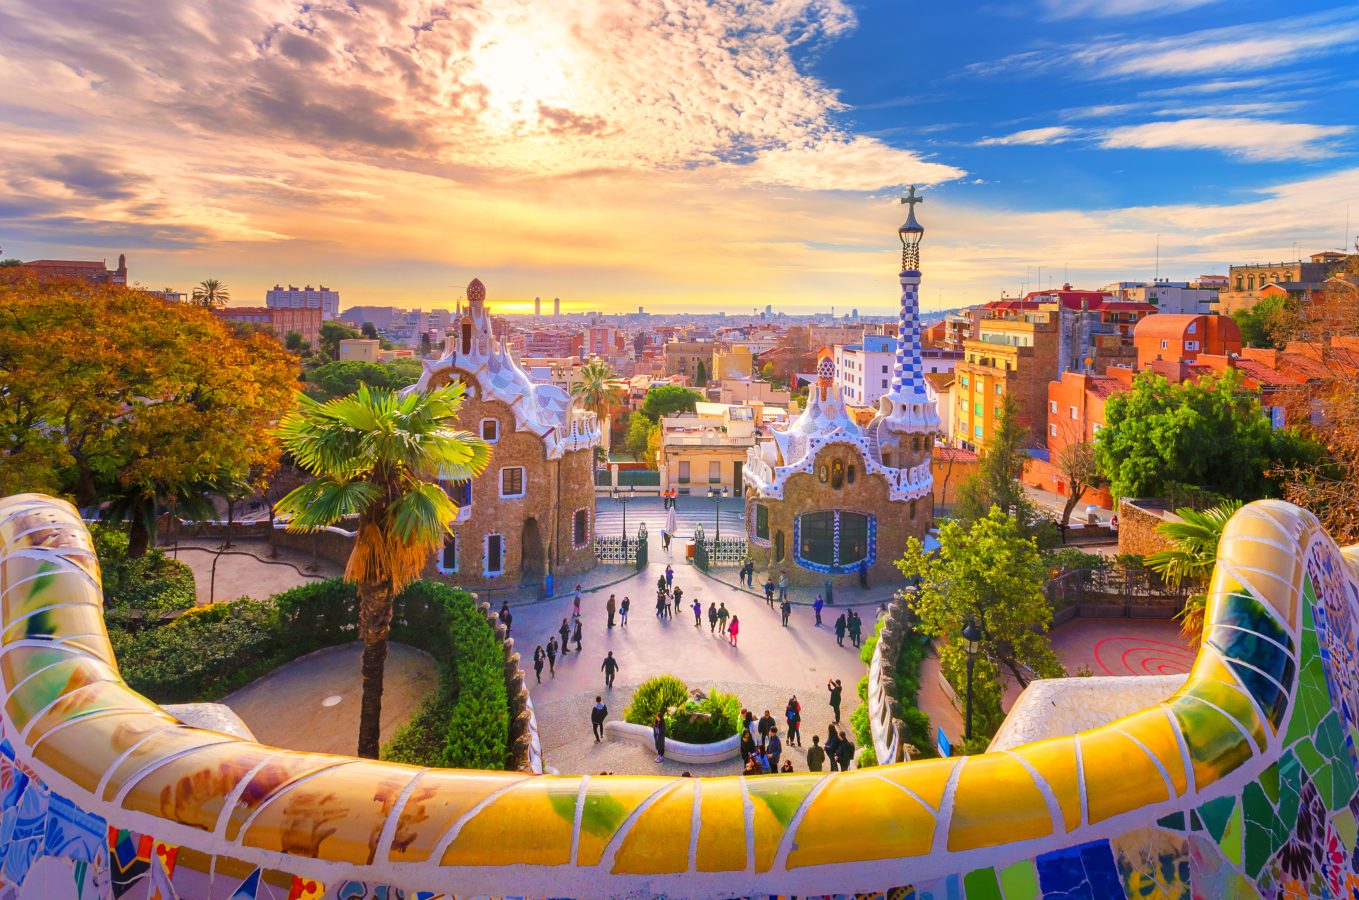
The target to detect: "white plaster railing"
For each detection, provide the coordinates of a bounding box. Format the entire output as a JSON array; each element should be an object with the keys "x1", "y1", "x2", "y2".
[
  {"x1": 865, "y1": 602, "x2": 911, "y2": 765},
  {"x1": 602, "y1": 721, "x2": 743, "y2": 765}
]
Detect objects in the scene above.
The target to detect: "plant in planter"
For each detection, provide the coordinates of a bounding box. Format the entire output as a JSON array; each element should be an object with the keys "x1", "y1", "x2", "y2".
[
  {"x1": 624, "y1": 675, "x2": 689, "y2": 726},
  {"x1": 624, "y1": 676, "x2": 741, "y2": 744}
]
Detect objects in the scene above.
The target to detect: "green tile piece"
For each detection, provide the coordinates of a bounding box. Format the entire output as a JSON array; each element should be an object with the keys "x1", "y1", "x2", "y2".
[
  {"x1": 1278, "y1": 752, "x2": 1303, "y2": 825},
  {"x1": 998, "y1": 859, "x2": 1040, "y2": 900},
  {"x1": 1158, "y1": 811, "x2": 1186, "y2": 831},
  {"x1": 963, "y1": 866, "x2": 1003, "y2": 900},
  {"x1": 1221, "y1": 800, "x2": 1243, "y2": 867},
  {"x1": 1242, "y1": 781, "x2": 1286, "y2": 878},
  {"x1": 1295, "y1": 738, "x2": 1326, "y2": 776},
  {"x1": 1303, "y1": 579, "x2": 1316, "y2": 620},
  {"x1": 1285, "y1": 656, "x2": 1329, "y2": 748},
  {"x1": 1260, "y1": 763, "x2": 1280, "y2": 804},
  {"x1": 1189, "y1": 810, "x2": 1203, "y2": 832},
  {"x1": 1330, "y1": 758, "x2": 1359, "y2": 812},
  {"x1": 1334, "y1": 808, "x2": 1358, "y2": 854},
  {"x1": 1197, "y1": 795, "x2": 1236, "y2": 842}
]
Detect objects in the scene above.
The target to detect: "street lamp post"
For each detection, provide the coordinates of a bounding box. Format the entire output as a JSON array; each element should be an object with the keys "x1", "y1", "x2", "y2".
[
  {"x1": 613, "y1": 487, "x2": 635, "y2": 555},
  {"x1": 708, "y1": 486, "x2": 728, "y2": 542},
  {"x1": 961, "y1": 618, "x2": 982, "y2": 742}
]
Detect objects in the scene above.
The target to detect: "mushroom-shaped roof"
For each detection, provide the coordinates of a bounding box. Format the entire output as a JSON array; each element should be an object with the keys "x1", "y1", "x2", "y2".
[{"x1": 467, "y1": 278, "x2": 486, "y2": 304}]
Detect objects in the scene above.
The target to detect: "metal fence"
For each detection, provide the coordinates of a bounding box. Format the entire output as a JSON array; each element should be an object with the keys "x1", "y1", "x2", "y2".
[
  {"x1": 593, "y1": 522, "x2": 649, "y2": 571},
  {"x1": 692, "y1": 523, "x2": 747, "y2": 571},
  {"x1": 1045, "y1": 566, "x2": 1190, "y2": 624}
]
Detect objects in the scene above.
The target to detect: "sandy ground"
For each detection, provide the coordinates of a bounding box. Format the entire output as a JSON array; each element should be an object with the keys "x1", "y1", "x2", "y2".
[
  {"x1": 163, "y1": 539, "x2": 343, "y2": 605},
  {"x1": 224, "y1": 642, "x2": 437, "y2": 756}
]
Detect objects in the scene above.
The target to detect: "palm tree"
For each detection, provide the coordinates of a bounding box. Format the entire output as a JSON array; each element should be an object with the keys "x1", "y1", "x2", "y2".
[
  {"x1": 571, "y1": 358, "x2": 623, "y2": 453},
  {"x1": 1146, "y1": 500, "x2": 1242, "y2": 643},
  {"x1": 191, "y1": 278, "x2": 230, "y2": 309},
  {"x1": 274, "y1": 383, "x2": 490, "y2": 758}
]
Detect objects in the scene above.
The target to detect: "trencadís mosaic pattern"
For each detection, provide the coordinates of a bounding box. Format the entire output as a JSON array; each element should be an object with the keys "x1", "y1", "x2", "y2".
[{"x1": 1, "y1": 493, "x2": 1357, "y2": 898}]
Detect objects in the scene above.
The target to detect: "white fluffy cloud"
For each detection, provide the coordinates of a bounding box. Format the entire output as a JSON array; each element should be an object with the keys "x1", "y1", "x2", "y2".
[
  {"x1": 977, "y1": 126, "x2": 1080, "y2": 146},
  {"x1": 1101, "y1": 118, "x2": 1350, "y2": 161}
]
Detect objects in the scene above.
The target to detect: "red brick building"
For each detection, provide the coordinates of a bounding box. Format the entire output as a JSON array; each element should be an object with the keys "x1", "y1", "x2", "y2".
[
  {"x1": 12, "y1": 255, "x2": 127, "y2": 285},
  {"x1": 216, "y1": 306, "x2": 322, "y2": 345},
  {"x1": 1133, "y1": 314, "x2": 1242, "y2": 367}
]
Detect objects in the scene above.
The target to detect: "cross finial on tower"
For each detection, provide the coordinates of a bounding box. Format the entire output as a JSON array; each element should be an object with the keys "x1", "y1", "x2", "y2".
[{"x1": 900, "y1": 184, "x2": 924, "y2": 211}]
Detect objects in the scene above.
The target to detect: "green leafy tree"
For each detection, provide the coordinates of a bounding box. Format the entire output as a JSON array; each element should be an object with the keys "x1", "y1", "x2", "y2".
[
  {"x1": 897, "y1": 506, "x2": 1064, "y2": 702},
  {"x1": 305, "y1": 360, "x2": 423, "y2": 401},
  {"x1": 283, "y1": 330, "x2": 306, "y2": 352},
  {"x1": 694, "y1": 360, "x2": 708, "y2": 386},
  {"x1": 190, "y1": 278, "x2": 229, "y2": 309},
  {"x1": 361, "y1": 322, "x2": 379, "y2": 339},
  {"x1": 274, "y1": 383, "x2": 491, "y2": 758},
  {"x1": 1095, "y1": 369, "x2": 1322, "y2": 501},
  {"x1": 319, "y1": 320, "x2": 362, "y2": 360},
  {"x1": 954, "y1": 396, "x2": 1051, "y2": 540},
  {"x1": 1146, "y1": 501, "x2": 1241, "y2": 643},
  {"x1": 639, "y1": 384, "x2": 702, "y2": 422},
  {"x1": 1230, "y1": 294, "x2": 1290, "y2": 349},
  {"x1": 624, "y1": 410, "x2": 653, "y2": 460}
]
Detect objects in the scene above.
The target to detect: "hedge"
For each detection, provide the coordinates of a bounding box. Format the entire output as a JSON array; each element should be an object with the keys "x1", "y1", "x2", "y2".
[
  {"x1": 854, "y1": 613, "x2": 935, "y2": 764},
  {"x1": 109, "y1": 578, "x2": 511, "y2": 770},
  {"x1": 93, "y1": 524, "x2": 197, "y2": 616}
]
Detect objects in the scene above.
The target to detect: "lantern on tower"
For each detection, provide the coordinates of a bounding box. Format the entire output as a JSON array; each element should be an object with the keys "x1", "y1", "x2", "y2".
[{"x1": 898, "y1": 185, "x2": 925, "y2": 271}]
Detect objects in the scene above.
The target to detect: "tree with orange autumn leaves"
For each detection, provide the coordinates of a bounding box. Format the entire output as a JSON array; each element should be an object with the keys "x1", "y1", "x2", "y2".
[{"x1": 0, "y1": 277, "x2": 299, "y2": 555}]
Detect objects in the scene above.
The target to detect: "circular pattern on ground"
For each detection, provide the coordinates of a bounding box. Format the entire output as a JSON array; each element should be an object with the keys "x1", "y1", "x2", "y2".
[
  {"x1": 321, "y1": 695, "x2": 343, "y2": 708},
  {"x1": 1093, "y1": 636, "x2": 1197, "y2": 676}
]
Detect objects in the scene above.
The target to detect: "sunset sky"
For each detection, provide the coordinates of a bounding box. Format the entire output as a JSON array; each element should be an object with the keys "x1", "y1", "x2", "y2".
[{"x1": 2, "y1": 0, "x2": 1357, "y2": 314}]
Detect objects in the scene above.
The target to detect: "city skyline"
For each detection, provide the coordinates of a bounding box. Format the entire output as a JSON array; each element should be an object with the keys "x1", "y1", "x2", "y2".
[{"x1": 1, "y1": 0, "x2": 1356, "y2": 313}]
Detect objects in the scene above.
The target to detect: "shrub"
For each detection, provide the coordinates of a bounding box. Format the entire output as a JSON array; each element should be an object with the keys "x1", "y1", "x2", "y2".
[
  {"x1": 93, "y1": 524, "x2": 197, "y2": 615},
  {"x1": 1043, "y1": 547, "x2": 1108, "y2": 574},
  {"x1": 624, "y1": 675, "x2": 689, "y2": 726},
  {"x1": 902, "y1": 707, "x2": 934, "y2": 757},
  {"x1": 666, "y1": 689, "x2": 741, "y2": 744}
]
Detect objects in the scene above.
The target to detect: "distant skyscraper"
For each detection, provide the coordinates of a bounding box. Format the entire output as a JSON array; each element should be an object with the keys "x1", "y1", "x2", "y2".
[
  {"x1": 267, "y1": 284, "x2": 340, "y2": 320},
  {"x1": 553, "y1": 297, "x2": 561, "y2": 316},
  {"x1": 534, "y1": 296, "x2": 541, "y2": 316}
]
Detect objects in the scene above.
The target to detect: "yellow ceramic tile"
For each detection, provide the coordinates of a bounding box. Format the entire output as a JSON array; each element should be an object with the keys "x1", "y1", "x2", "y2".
[
  {"x1": 574, "y1": 776, "x2": 672, "y2": 868},
  {"x1": 745, "y1": 775, "x2": 820, "y2": 872},
  {"x1": 101, "y1": 727, "x2": 243, "y2": 803},
  {"x1": 2, "y1": 603, "x2": 109, "y2": 661},
  {"x1": 22, "y1": 679, "x2": 152, "y2": 747},
  {"x1": 386, "y1": 768, "x2": 529, "y2": 863},
  {"x1": 441, "y1": 775, "x2": 583, "y2": 868},
  {"x1": 222, "y1": 754, "x2": 354, "y2": 840},
  {"x1": 612, "y1": 780, "x2": 696, "y2": 875},
  {"x1": 1168, "y1": 695, "x2": 1254, "y2": 792},
  {"x1": 789, "y1": 770, "x2": 940, "y2": 869},
  {"x1": 1110, "y1": 708, "x2": 1189, "y2": 796},
  {"x1": 695, "y1": 776, "x2": 747, "y2": 872},
  {"x1": 31, "y1": 711, "x2": 175, "y2": 793},
  {"x1": 874, "y1": 756, "x2": 959, "y2": 812},
  {"x1": 1011, "y1": 737, "x2": 1082, "y2": 833},
  {"x1": 948, "y1": 753, "x2": 1053, "y2": 851},
  {"x1": 3, "y1": 654, "x2": 121, "y2": 729},
  {"x1": 0, "y1": 643, "x2": 92, "y2": 692},
  {"x1": 1185, "y1": 677, "x2": 1267, "y2": 752},
  {"x1": 1217, "y1": 537, "x2": 1300, "y2": 624},
  {"x1": 118, "y1": 740, "x2": 286, "y2": 832},
  {"x1": 1078, "y1": 727, "x2": 1170, "y2": 825},
  {"x1": 241, "y1": 760, "x2": 421, "y2": 863}
]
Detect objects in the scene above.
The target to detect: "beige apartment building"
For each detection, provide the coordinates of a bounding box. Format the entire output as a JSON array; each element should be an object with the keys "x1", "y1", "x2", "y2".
[{"x1": 656, "y1": 402, "x2": 761, "y2": 495}]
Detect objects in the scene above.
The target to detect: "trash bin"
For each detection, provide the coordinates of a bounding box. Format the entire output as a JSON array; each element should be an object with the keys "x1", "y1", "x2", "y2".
[
  {"x1": 685, "y1": 540, "x2": 696, "y2": 562},
  {"x1": 824, "y1": 579, "x2": 834, "y2": 606}
]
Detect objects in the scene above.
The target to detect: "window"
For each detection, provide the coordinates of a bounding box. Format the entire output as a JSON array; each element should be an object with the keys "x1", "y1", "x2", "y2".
[
  {"x1": 881, "y1": 379, "x2": 888, "y2": 388},
  {"x1": 1070, "y1": 406, "x2": 1078, "y2": 420},
  {"x1": 847, "y1": 464, "x2": 856, "y2": 484},
  {"x1": 909, "y1": 499, "x2": 917, "y2": 520},
  {"x1": 961, "y1": 376, "x2": 969, "y2": 387},
  {"x1": 754, "y1": 504, "x2": 770, "y2": 540},
  {"x1": 995, "y1": 385, "x2": 1002, "y2": 396},
  {"x1": 1050, "y1": 400, "x2": 1058, "y2": 413},
  {"x1": 480, "y1": 418, "x2": 499, "y2": 443},
  {"x1": 485, "y1": 534, "x2": 504, "y2": 575},
  {"x1": 1050, "y1": 423, "x2": 1058, "y2": 437},
  {"x1": 1161, "y1": 339, "x2": 1169, "y2": 349},
  {"x1": 975, "y1": 424, "x2": 983, "y2": 438},
  {"x1": 708, "y1": 460, "x2": 721, "y2": 483},
  {"x1": 573, "y1": 509, "x2": 589, "y2": 547},
  {"x1": 774, "y1": 530, "x2": 785, "y2": 562},
  {"x1": 974, "y1": 402, "x2": 982, "y2": 416},
  {"x1": 831, "y1": 460, "x2": 845, "y2": 489},
  {"x1": 1092, "y1": 423, "x2": 1102, "y2": 435},
  {"x1": 678, "y1": 460, "x2": 690, "y2": 484},
  {"x1": 444, "y1": 479, "x2": 472, "y2": 508},
  {"x1": 1185, "y1": 340, "x2": 1199, "y2": 351},
  {"x1": 438, "y1": 535, "x2": 458, "y2": 574},
  {"x1": 795, "y1": 510, "x2": 873, "y2": 573},
  {"x1": 500, "y1": 466, "x2": 525, "y2": 498}
]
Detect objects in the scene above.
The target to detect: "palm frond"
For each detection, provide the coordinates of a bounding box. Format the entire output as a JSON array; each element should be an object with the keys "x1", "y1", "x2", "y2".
[
  {"x1": 387, "y1": 480, "x2": 459, "y2": 545},
  {"x1": 275, "y1": 478, "x2": 381, "y2": 529}
]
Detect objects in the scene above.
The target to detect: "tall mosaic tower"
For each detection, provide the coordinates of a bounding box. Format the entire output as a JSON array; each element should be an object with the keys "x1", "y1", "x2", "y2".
[{"x1": 871, "y1": 185, "x2": 941, "y2": 486}]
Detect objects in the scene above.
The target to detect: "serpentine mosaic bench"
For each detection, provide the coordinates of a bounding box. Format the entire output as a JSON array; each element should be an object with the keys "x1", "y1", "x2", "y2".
[{"x1": 1, "y1": 492, "x2": 1357, "y2": 898}]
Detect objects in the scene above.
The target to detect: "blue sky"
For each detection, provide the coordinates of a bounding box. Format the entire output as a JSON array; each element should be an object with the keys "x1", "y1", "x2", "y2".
[{"x1": 0, "y1": 0, "x2": 1355, "y2": 311}]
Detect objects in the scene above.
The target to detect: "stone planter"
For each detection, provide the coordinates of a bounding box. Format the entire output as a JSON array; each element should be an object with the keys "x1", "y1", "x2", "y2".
[{"x1": 603, "y1": 721, "x2": 742, "y2": 764}]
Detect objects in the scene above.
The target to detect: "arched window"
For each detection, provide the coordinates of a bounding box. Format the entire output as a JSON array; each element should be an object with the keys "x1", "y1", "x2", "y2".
[
  {"x1": 831, "y1": 460, "x2": 845, "y2": 489},
  {"x1": 847, "y1": 465, "x2": 856, "y2": 485},
  {"x1": 910, "y1": 499, "x2": 917, "y2": 520},
  {"x1": 438, "y1": 535, "x2": 458, "y2": 574},
  {"x1": 794, "y1": 511, "x2": 874, "y2": 573},
  {"x1": 817, "y1": 464, "x2": 829, "y2": 484},
  {"x1": 774, "y1": 530, "x2": 785, "y2": 562},
  {"x1": 754, "y1": 504, "x2": 770, "y2": 541}
]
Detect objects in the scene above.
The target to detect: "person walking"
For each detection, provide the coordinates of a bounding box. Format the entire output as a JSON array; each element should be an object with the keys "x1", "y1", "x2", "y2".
[
  {"x1": 708, "y1": 602, "x2": 718, "y2": 633},
  {"x1": 672, "y1": 584, "x2": 684, "y2": 615},
  {"x1": 716, "y1": 603, "x2": 729, "y2": 635},
  {"x1": 546, "y1": 637, "x2": 558, "y2": 676},
  {"x1": 727, "y1": 615, "x2": 740, "y2": 647},
  {"x1": 601, "y1": 651, "x2": 619, "y2": 689},
  {"x1": 591, "y1": 696, "x2": 608, "y2": 742},
  {"x1": 825, "y1": 724, "x2": 842, "y2": 771},
  {"x1": 848, "y1": 611, "x2": 862, "y2": 648},
  {"x1": 573, "y1": 585, "x2": 583, "y2": 618},
  {"x1": 572, "y1": 617, "x2": 583, "y2": 653},
  {"x1": 813, "y1": 594, "x2": 824, "y2": 627},
  {"x1": 780, "y1": 597, "x2": 791, "y2": 627},
  {"x1": 806, "y1": 735, "x2": 826, "y2": 772},
  {"x1": 652, "y1": 713, "x2": 667, "y2": 762},
  {"x1": 763, "y1": 577, "x2": 775, "y2": 603},
  {"x1": 620, "y1": 596, "x2": 630, "y2": 626},
  {"x1": 777, "y1": 570, "x2": 789, "y2": 603},
  {"x1": 532, "y1": 645, "x2": 545, "y2": 684},
  {"x1": 655, "y1": 590, "x2": 668, "y2": 619},
  {"x1": 661, "y1": 528, "x2": 671, "y2": 551},
  {"x1": 766, "y1": 727, "x2": 782, "y2": 772},
  {"x1": 498, "y1": 601, "x2": 511, "y2": 632},
  {"x1": 827, "y1": 678, "x2": 843, "y2": 724},
  {"x1": 835, "y1": 728, "x2": 855, "y2": 771},
  {"x1": 834, "y1": 613, "x2": 846, "y2": 647},
  {"x1": 757, "y1": 709, "x2": 775, "y2": 749},
  {"x1": 664, "y1": 564, "x2": 674, "y2": 592},
  {"x1": 559, "y1": 618, "x2": 571, "y2": 655},
  {"x1": 785, "y1": 696, "x2": 802, "y2": 747},
  {"x1": 858, "y1": 557, "x2": 868, "y2": 589},
  {"x1": 691, "y1": 598, "x2": 702, "y2": 627},
  {"x1": 606, "y1": 594, "x2": 617, "y2": 629}
]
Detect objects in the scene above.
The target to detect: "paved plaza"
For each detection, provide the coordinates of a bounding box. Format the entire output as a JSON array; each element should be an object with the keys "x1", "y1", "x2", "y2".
[{"x1": 165, "y1": 538, "x2": 342, "y2": 605}]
